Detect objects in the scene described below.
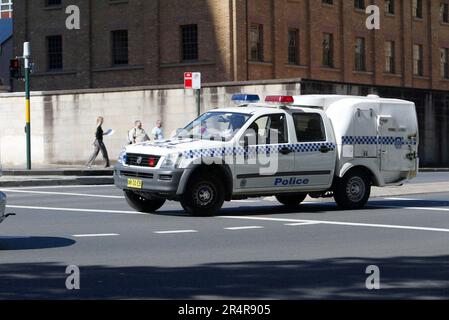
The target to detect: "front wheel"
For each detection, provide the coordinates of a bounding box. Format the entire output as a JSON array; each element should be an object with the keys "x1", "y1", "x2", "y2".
[
  {"x1": 334, "y1": 170, "x2": 371, "y2": 210},
  {"x1": 124, "y1": 190, "x2": 166, "y2": 213},
  {"x1": 276, "y1": 193, "x2": 307, "y2": 207},
  {"x1": 180, "y1": 174, "x2": 225, "y2": 216}
]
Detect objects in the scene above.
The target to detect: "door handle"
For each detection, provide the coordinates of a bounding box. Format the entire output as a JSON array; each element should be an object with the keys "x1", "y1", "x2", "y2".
[
  {"x1": 320, "y1": 145, "x2": 330, "y2": 153},
  {"x1": 280, "y1": 147, "x2": 292, "y2": 155}
]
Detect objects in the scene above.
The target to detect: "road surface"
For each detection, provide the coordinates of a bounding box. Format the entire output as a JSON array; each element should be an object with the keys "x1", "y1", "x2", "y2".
[{"x1": 1, "y1": 182, "x2": 449, "y2": 299}]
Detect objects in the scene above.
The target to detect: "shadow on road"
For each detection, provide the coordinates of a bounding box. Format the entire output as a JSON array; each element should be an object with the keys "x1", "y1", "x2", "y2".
[
  {"x1": 0, "y1": 256, "x2": 448, "y2": 299},
  {"x1": 0, "y1": 237, "x2": 76, "y2": 251}
]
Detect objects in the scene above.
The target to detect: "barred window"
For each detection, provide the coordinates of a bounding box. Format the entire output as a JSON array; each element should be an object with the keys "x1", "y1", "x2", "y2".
[
  {"x1": 181, "y1": 24, "x2": 198, "y2": 61},
  {"x1": 441, "y1": 48, "x2": 449, "y2": 79},
  {"x1": 385, "y1": 41, "x2": 396, "y2": 73},
  {"x1": 47, "y1": 35, "x2": 63, "y2": 70},
  {"x1": 288, "y1": 29, "x2": 299, "y2": 65},
  {"x1": 385, "y1": 0, "x2": 395, "y2": 14},
  {"x1": 354, "y1": 0, "x2": 365, "y2": 10},
  {"x1": 249, "y1": 24, "x2": 264, "y2": 62},
  {"x1": 322, "y1": 33, "x2": 334, "y2": 68},
  {"x1": 413, "y1": 44, "x2": 424, "y2": 76},
  {"x1": 412, "y1": 0, "x2": 423, "y2": 18},
  {"x1": 354, "y1": 37, "x2": 366, "y2": 71},
  {"x1": 112, "y1": 30, "x2": 129, "y2": 65}
]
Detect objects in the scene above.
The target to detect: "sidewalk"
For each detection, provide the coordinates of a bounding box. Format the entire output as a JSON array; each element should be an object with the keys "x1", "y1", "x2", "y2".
[{"x1": 0, "y1": 165, "x2": 113, "y2": 187}]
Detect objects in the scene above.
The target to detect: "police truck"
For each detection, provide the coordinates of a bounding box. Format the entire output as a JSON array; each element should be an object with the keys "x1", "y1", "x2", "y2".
[{"x1": 114, "y1": 94, "x2": 419, "y2": 216}]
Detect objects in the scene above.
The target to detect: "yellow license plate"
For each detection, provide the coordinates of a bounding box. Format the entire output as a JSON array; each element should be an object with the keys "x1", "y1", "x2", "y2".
[{"x1": 127, "y1": 178, "x2": 143, "y2": 189}]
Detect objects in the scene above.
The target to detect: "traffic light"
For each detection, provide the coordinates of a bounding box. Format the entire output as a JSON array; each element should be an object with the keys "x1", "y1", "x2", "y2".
[{"x1": 10, "y1": 58, "x2": 23, "y2": 79}]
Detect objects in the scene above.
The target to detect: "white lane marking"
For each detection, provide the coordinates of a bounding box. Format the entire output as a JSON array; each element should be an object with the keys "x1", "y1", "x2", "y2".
[
  {"x1": 285, "y1": 222, "x2": 321, "y2": 226},
  {"x1": 224, "y1": 226, "x2": 264, "y2": 231},
  {"x1": 1, "y1": 185, "x2": 113, "y2": 191},
  {"x1": 3, "y1": 189, "x2": 124, "y2": 199},
  {"x1": 218, "y1": 216, "x2": 449, "y2": 233},
  {"x1": 370, "y1": 205, "x2": 449, "y2": 212},
  {"x1": 72, "y1": 233, "x2": 119, "y2": 238},
  {"x1": 7, "y1": 205, "x2": 144, "y2": 215},
  {"x1": 154, "y1": 230, "x2": 198, "y2": 234},
  {"x1": 383, "y1": 197, "x2": 421, "y2": 201}
]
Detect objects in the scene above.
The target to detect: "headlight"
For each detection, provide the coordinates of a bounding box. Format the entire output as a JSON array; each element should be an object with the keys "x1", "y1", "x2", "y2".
[
  {"x1": 160, "y1": 153, "x2": 181, "y2": 169},
  {"x1": 118, "y1": 150, "x2": 127, "y2": 165}
]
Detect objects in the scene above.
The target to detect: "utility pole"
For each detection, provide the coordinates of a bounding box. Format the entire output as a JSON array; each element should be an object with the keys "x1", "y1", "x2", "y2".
[{"x1": 23, "y1": 42, "x2": 31, "y2": 170}]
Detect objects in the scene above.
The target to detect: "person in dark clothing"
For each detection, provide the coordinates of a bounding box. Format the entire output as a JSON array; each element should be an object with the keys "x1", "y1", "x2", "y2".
[{"x1": 86, "y1": 116, "x2": 110, "y2": 168}]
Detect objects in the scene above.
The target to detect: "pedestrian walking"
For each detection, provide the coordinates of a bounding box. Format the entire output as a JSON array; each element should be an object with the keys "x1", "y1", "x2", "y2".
[
  {"x1": 86, "y1": 116, "x2": 110, "y2": 168},
  {"x1": 152, "y1": 120, "x2": 164, "y2": 141},
  {"x1": 128, "y1": 120, "x2": 150, "y2": 144}
]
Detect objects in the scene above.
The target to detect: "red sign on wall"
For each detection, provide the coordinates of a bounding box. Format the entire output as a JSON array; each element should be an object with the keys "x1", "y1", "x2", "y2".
[{"x1": 184, "y1": 72, "x2": 201, "y2": 89}]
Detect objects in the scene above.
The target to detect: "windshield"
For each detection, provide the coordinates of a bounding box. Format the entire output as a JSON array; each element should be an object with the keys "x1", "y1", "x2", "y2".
[{"x1": 178, "y1": 112, "x2": 252, "y2": 141}]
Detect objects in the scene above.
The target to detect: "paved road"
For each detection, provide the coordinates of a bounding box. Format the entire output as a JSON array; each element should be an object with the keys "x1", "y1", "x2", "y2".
[{"x1": 1, "y1": 184, "x2": 449, "y2": 299}]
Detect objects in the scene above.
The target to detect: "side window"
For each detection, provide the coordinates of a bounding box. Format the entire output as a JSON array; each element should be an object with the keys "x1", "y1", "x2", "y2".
[
  {"x1": 243, "y1": 114, "x2": 288, "y2": 145},
  {"x1": 293, "y1": 113, "x2": 326, "y2": 142}
]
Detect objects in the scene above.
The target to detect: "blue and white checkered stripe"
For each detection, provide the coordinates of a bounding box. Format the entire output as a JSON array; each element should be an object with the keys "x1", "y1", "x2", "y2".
[
  {"x1": 342, "y1": 136, "x2": 417, "y2": 146},
  {"x1": 181, "y1": 142, "x2": 336, "y2": 159}
]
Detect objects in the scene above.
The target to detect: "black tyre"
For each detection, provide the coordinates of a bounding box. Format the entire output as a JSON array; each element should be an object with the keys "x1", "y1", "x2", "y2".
[
  {"x1": 334, "y1": 169, "x2": 371, "y2": 210},
  {"x1": 124, "y1": 190, "x2": 166, "y2": 213},
  {"x1": 180, "y1": 173, "x2": 225, "y2": 216},
  {"x1": 276, "y1": 193, "x2": 307, "y2": 207}
]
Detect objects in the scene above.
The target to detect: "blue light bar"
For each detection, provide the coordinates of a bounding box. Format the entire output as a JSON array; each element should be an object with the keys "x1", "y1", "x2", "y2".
[{"x1": 231, "y1": 94, "x2": 260, "y2": 103}]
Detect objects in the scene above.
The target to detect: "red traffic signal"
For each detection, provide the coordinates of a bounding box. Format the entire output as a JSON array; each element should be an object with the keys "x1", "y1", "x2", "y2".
[{"x1": 10, "y1": 58, "x2": 24, "y2": 79}]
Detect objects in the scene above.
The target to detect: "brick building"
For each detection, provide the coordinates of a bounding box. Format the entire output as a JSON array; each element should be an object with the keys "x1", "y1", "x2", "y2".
[
  {"x1": 11, "y1": 0, "x2": 449, "y2": 91},
  {"x1": 9, "y1": 0, "x2": 449, "y2": 165}
]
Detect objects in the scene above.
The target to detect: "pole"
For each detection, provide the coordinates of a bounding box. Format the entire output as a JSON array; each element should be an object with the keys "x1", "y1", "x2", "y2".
[
  {"x1": 196, "y1": 88, "x2": 201, "y2": 117},
  {"x1": 24, "y1": 42, "x2": 31, "y2": 170}
]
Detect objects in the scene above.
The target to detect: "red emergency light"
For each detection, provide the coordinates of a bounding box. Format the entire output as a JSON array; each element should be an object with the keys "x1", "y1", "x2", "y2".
[
  {"x1": 148, "y1": 157, "x2": 157, "y2": 168},
  {"x1": 265, "y1": 95, "x2": 294, "y2": 104}
]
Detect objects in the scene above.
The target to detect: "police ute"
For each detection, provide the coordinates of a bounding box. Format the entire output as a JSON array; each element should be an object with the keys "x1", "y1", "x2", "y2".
[
  {"x1": 114, "y1": 94, "x2": 419, "y2": 216},
  {"x1": 0, "y1": 165, "x2": 14, "y2": 224}
]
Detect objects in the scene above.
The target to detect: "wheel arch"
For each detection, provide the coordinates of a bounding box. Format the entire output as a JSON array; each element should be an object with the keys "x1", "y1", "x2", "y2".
[
  {"x1": 177, "y1": 163, "x2": 233, "y2": 201},
  {"x1": 337, "y1": 162, "x2": 382, "y2": 186}
]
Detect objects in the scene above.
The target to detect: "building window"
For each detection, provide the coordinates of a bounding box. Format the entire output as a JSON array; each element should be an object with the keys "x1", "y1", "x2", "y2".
[
  {"x1": 288, "y1": 29, "x2": 299, "y2": 65},
  {"x1": 111, "y1": 30, "x2": 129, "y2": 65},
  {"x1": 385, "y1": 41, "x2": 395, "y2": 73},
  {"x1": 354, "y1": 37, "x2": 366, "y2": 71},
  {"x1": 45, "y1": 0, "x2": 62, "y2": 7},
  {"x1": 354, "y1": 0, "x2": 365, "y2": 10},
  {"x1": 441, "y1": 3, "x2": 449, "y2": 23},
  {"x1": 47, "y1": 35, "x2": 63, "y2": 70},
  {"x1": 249, "y1": 24, "x2": 264, "y2": 62},
  {"x1": 322, "y1": 33, "x2": 334, "y2": 68},
  {"x1": 0, "y1": 0, "x2": 13, "y2": 18},
  {"x1": 441, "y1": 48, "x2": 449, "y2": 79},
  {"x1": 385, "y1": 0, "x2": 395, "y2": 15},
  {"x1": 181, "y1": 24, "x2": 198, "y2": 61},
  {"x1": 413, "y1": 44, "x2": 424, "y2": 76},
  {"x1": 412, "y1": 0, "x2": 423, "y2": 19},
  {"x1": 322, "y1": 0, "x2": 333, "y2": 4}
]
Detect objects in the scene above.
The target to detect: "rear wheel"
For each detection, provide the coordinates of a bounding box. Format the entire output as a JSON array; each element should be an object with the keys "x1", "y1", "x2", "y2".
[
  {"x1": 124, "y1": 190, "x2": 166, "y2": 213},
  {"x1": 276, "y1": 193, "x2": 307, "y2": 207},
  {"x1": 180, "y1": 174, "x2": 225, "y2": 216},
  {"x1": 334, "y1": 169, "x2": 371, "y2": 210}
]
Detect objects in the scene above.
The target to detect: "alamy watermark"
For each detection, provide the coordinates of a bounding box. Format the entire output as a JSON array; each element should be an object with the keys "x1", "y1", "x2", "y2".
[
  {"x1": 65, "y1": 265, "x2": 80, "y2": 290},
  {"x1": 365, "y1": 265, "x2": 381, "y2": 290}
]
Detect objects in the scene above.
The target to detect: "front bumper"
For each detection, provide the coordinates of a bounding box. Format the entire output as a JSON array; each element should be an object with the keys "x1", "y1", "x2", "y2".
[{"x1": 114, "y1": 163, "x2": 184, "y2": 196}]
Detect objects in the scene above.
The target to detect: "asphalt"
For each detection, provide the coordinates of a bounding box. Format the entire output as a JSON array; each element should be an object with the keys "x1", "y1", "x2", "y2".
[{"x1": 1, "y1": 183, "x2": 449, "y2": 299}]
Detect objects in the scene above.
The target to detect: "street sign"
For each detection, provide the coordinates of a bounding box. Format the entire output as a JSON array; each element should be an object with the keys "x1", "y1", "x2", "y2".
[{"x1": 184, "y1": 72, "x2": 201, "y2": 89}]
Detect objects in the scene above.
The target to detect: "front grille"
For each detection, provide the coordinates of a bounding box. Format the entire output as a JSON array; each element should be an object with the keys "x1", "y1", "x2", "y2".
[
  {"x1": 125, "y1": 153, "x2": 161, "y2": 168},
  {"x1": 120, "y1": 171, "x2": 154, "y2": 179}
]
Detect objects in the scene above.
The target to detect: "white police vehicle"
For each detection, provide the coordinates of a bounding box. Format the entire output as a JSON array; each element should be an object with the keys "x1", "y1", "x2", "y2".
[
  {"x1": 0, "y1": 165, "x2": 14, "y2": 224},
  {"x1": 114, "y1": 94, "x2": 419, "y2": 216}
]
